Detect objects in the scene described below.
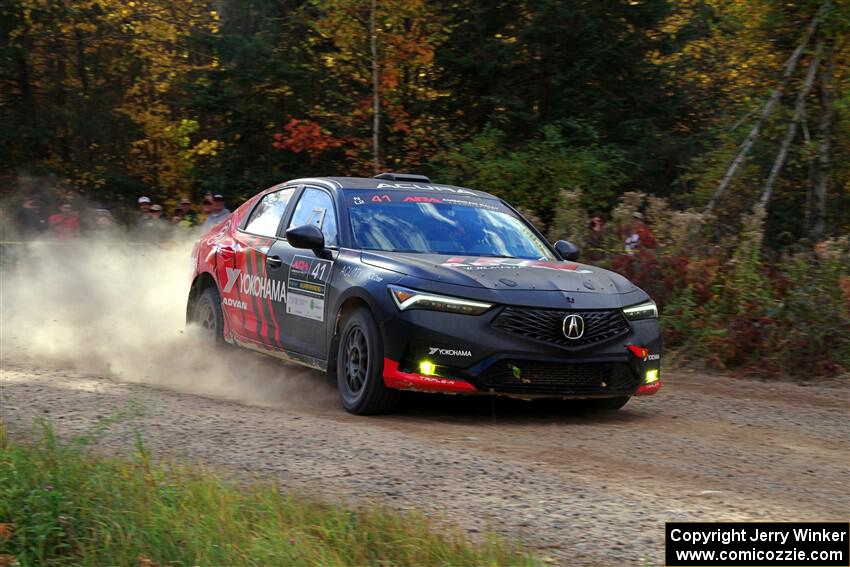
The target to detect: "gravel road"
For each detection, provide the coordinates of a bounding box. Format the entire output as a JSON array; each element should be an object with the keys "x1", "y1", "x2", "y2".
[{"x1": 2, "y1": 358, "x2": 848, "y2": 566}]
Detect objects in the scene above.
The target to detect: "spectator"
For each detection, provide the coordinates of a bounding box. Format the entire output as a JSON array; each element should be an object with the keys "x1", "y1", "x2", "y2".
[
  {"x1": 138, "y1": 196, "x2": 151, "y2": 215},
  {"x1": 172, "y1": 198, "x2": 199, "y2": 230},
  {"x1": 199, "y1": 194, "x2": 214, "y2": 225},
  {"x1": 589, "y1": 212, "x2": 605, "y2": 234},
  {"x1": 585, "y1": 211, "x2": 607, "y2": 261},
  {"x1": 91, "y1": 207, "x2": 117, "y2": 234},
  {"x1": 623, "y1": 211, "x2": 657, "y2": 255},
  {"x1": 138, "y1": 204, "x2": 169, "y2": 241},
  {"x1": 200, "y1": 194, "x2": 231, "y2": 232},
  {"x1": 14, "y1": 198, "x2": 47, "y2": 236},
  {"x1": 47, "y1": 203, "x2": 81, "y2": 239}
]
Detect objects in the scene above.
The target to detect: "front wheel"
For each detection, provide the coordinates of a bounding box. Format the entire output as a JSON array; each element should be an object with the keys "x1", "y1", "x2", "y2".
[{"x1": 336, "y1": 308, "x2": 399, "y2": 415}]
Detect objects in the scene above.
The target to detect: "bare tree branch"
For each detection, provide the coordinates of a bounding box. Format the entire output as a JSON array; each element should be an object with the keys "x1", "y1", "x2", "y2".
[
  {"x1": 703, "y1": 1, "x2": 828, "y2": 215},
  {"x1": 758, "y1": 42, "x2": 822, "y2": 208}
]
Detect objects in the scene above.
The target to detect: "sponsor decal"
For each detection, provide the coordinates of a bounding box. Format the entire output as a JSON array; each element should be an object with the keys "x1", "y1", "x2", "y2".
[
  {"x1": 286, "y1": 255, "x2": 333, "y2": 320},
  {"x1": 428, "y1": 347, "x2": 472, "y2": 357},
  {"x1": 287, "y1": 254, "x2": 333, "y2": 299},
  {"x1": 222, "y1": 297, "x2": 247, "y2": 310},
  {"x1": 626, "y1": 345, "x2": 659, "y2": 361},
  {"x1": 403, "y1": 195, "x2": 442, "y2": 203},
  {"x1": 286, "y1": 292, "x2": 325, "y2": 322},
  {"x1": 441, "y1": 257, "x2": 593, "y2": 274},
  {"x1": 341, "y1": 265, "x2": 384, "y2": 283},
  {"x1": 353, "y1": 196, "x2": 365, "y2": 205},
  {"x1": 223, "y1": 267, "x2": 286, "y2": 302},
  {"x1": 374, "y1": 183, "x2": 476, "y2": 194},
  {"x1": 341, "y1": 265, "x2": 363, "y2": 280},
  {"x1": 439, "y1": 197, "x2": 501, "y2": 210}
]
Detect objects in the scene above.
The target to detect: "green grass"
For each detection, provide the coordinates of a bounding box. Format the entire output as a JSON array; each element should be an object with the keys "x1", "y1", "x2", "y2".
[{"x1": 0, "y1": 422, "x2": 540, "y2": 566}]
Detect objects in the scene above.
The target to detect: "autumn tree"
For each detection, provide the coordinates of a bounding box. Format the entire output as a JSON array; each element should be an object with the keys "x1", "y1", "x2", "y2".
[{"x1": 1, "y1": 0, "x2": 220, "y2": 207}]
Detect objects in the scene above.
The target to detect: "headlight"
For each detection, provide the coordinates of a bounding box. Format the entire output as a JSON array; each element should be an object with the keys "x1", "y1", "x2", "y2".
[
  {"x1": 622, "y1": 300, "x2": 658, "y2": 321},
  {"x1": 388, "y1": 285, "x2": 493, "y2": 315}
]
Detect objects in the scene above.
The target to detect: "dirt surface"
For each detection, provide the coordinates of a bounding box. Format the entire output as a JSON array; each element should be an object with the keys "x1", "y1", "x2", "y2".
[{"x1": 2, "y1": 358, "x2": 848, "y2": 566}]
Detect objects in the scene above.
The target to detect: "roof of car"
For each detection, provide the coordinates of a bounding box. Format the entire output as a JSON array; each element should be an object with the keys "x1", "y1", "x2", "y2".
[{"x1": 285, "y1": 176, "x2": 499, "y2": 199}]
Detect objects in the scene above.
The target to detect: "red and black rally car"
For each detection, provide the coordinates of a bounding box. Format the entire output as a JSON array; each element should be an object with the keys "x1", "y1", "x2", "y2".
[{"x1": 186, "y1": 173, "x2": 662, "y2": 414}]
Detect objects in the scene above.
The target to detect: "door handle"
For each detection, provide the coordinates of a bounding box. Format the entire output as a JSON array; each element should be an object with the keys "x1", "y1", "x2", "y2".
[{"x1": 266, "y1": 255, "x2": 283, "y2": 269}]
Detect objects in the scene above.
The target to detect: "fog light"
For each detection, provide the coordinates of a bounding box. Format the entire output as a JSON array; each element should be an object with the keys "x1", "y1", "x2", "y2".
[
  {"x1": 645, "y1": 369, "x2": 659, "y2": 384},
  {"x1": 419, "y1": 361, "x2": 436, "y2": 376}
]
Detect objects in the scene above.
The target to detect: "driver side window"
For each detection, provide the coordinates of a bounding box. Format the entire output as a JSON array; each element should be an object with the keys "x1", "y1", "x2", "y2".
[{"x1": 288, "y1": 188, "x2": 338, "y2": 246}]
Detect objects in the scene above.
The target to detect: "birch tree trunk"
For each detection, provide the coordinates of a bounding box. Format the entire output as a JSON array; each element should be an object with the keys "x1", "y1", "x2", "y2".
[
  {"x1": 758, "y1": 42, "x2": 822, "y2": 208},
  {"x1": 703, "y1": 2, "x2": 827, "y2": 215},
  {"x1": 811, "y1": 39, "x2": 835, "y2": 239},
  {"x1": 802, "y1": 118, "x2": 816, "y2": 229},
  {"x1": 370, "y1": 0, "x2": 381, "y2": 174}
]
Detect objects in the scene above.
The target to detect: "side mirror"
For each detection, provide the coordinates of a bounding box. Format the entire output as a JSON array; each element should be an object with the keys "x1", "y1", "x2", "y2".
[
  {"x1": 554, "y1": 240, "x2": 580, "y2": 261},
  {"x1": 286, "y1": 224, "x2": 325, "y2": 254}
]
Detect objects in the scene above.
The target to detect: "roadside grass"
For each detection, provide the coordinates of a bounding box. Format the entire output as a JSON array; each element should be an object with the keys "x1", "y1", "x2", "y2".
[{"x1": 0, "y1": 421, "x2": 540, "y2": 566}]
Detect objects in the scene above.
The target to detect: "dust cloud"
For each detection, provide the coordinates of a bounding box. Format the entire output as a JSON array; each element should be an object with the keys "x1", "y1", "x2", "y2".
[{"x1": 0, "y1": 235, "x2": 336, "y2": 409}]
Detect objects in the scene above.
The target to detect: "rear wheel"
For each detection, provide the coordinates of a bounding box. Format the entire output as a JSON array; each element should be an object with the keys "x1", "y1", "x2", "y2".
[
  {"x1": 336, "y1": 308, "x2": 399, "y2": 415},
  {"x1": 190, "y1": 287, "x2": 225, "y2": 343}
]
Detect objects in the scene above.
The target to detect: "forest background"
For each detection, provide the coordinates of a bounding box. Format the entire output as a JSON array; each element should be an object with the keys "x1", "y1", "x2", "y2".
[{"x1": 1, "y1": 0, "x2": 848, "y2": 376}]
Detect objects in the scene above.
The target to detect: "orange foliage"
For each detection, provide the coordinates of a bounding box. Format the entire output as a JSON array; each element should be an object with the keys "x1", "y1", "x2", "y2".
[{"x1": 273, "y1": 119, "x2": 343, "y2": 156}]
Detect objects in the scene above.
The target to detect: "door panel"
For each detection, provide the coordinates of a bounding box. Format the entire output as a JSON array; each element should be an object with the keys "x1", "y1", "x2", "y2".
[{"x1": 270, "y1": 187, "x2": 339, "y2": 358}]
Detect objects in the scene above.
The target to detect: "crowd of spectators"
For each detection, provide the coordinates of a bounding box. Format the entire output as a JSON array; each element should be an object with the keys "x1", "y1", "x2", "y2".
[{"x1": 6, "y1": 193, "x2": 231, "y2": 242}]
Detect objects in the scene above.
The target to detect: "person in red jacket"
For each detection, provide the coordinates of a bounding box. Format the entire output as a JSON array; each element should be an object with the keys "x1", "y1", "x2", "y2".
[
  {"x1": 47, "y1": 203, "x2": 81, "y2": 240},
  {"x1": 623, "y1": 211, "x2": 657, "y2": 255}
]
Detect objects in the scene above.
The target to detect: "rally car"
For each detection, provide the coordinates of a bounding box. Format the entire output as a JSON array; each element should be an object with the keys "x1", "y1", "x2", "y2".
[{"x1": 186, "y1": 173, "x2": 662, "y2": 414}]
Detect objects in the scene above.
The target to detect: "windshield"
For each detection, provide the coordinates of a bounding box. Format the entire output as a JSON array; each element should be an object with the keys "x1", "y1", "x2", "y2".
[{"x1": 346, "y1": 191, "x2": 555, "y2": 260}]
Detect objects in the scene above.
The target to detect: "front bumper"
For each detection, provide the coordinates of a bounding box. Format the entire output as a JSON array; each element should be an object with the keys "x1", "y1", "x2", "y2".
[{"x1": 380, "y1": 304, "x2": 663, "y2": 398}]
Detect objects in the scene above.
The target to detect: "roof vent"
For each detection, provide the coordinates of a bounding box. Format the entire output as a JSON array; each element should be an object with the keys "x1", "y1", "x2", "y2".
[{"x1": 374, "y1": 172, "x2": 431, "y2": 183}]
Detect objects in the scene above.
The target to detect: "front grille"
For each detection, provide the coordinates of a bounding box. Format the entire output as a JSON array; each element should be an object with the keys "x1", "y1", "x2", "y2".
[
  {"x1": 478, "y1": 360, "x2": 639, "y2": 396},
  {"x1": 492, "y1": 307, "x2": 629, "y2": 349}
]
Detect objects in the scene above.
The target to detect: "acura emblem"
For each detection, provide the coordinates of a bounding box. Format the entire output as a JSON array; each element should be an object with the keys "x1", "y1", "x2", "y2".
[{"x1": 563, "y1": 314, "x2": 585, "y2": 340}]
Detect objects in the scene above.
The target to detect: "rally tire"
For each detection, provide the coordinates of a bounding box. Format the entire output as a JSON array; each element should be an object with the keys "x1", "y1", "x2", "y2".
[
  {"x1": 191, "y1": 286, "x2": 226, "y2": 344},
  {"x1": 336, "y1": 308, "x2": 400, "y2": 415},
  {"x1": 585, "y1": 396, "x2": 630, "y2": 411}
]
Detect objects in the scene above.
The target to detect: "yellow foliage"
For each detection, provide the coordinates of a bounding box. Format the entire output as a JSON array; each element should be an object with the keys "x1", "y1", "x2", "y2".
[{"x1": 9, "y1": 0, "x2": 220, "y2": 193}]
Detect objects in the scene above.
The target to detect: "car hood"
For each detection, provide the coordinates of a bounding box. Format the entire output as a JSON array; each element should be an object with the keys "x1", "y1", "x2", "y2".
[{"x1": 360, "y1": 251, "x2": 636, "y2": 294}]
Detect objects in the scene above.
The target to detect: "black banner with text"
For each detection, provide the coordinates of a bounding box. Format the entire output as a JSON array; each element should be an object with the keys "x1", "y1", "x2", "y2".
[{"x1": 666, "y1": 522, "x2": 849, "y2": 566}]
